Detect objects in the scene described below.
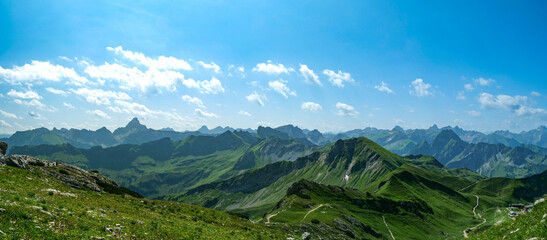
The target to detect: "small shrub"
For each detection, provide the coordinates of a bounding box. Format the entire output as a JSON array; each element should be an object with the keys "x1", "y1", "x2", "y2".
[
  {"x1": 311, "y1": 219, "x2": 320, "y2": 224},
  {"x1": 27, "y1": 192, "x2": 36, "y2": 198},
  {"x1": 48, "y1": 191, "x2": 54, "y2": 196},
  {"x1": 59, "y1": 169, "x2": 69, "y2": 175},
  {"x1": 29, "y1": 161, "x2": 45, "y2": 167}
]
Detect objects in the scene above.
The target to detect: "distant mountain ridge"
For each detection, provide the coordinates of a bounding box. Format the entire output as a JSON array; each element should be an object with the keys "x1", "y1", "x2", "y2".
[{"x1": 408, "y1": 129, "x2": 547, "y2": 178}]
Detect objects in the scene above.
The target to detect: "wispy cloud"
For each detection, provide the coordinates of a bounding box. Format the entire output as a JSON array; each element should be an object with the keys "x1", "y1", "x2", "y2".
[
  {"x1": 0, "y1": 110, "x2": 20, "y2": 119},
  {"x1": 268, "y1": 80, "x2": 296, "y2": 98},
  {"x1": 107, "y1": 46, "x2": 192, "y2": 70},
  {"x1": 7, "y1": 89, "x2": 41, "y2": 99},
  {"x1": 374, "y1": 81, "x2": 393, "y2": 94},
  {"x1": 474, "y1": 77, "x2": 495, "y2": 86},
  {"x1": 195, "y1": 108, "x2": 218, "y2": 118},
  {"x1": 182, "y1": 95, "x2": 204, "y2": 107},
  {"x1": 46, "y1": 87, "x2": 69, "y2": 96},
  {"x1": 246, "y1": 92, "x2": 266, "y2": 106},
  {"x1": 300, "y1": 64, "x2": 321, "y2": 86},
  {"x1": 197, "y1": 61, "x2": 220, "y2": 73},
  {"x1": 71, "y1": 88, "x2": 131, "y2": 105},
  {"x1": 238, "y1": 110, "x2": 251, "y2": 117},
  {"x1": 86, "y1": 109, "x2": 111, "y2": 119}
]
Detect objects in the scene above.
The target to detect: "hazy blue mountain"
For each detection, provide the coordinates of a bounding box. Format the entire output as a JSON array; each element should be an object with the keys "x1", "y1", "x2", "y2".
[{"x1": 408, "y1": 130, "x2": 547, "y2": 178}]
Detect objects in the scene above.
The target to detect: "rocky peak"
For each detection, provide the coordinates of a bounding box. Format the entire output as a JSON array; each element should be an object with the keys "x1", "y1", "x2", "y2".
[
  {"x1": 126, "y1": 117, "x2": 145, "y2": 129},
  {"x1": 392, "y1": 125, "x2": 404, "y2": 132}
]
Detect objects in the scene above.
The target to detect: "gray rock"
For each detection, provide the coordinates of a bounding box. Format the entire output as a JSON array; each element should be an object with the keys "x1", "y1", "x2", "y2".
[
  {"x1": 301, "y1": 232, "x2": 311, "y2": 240},
  {"x1": 0, "y1": 141, "x2": 7, "y2": 156},
  {"x1": 0, "y1": 229, "x2": 5, "y2": 235}
]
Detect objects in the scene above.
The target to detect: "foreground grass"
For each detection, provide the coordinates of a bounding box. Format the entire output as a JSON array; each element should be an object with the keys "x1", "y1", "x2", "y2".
[{"x1": 0, "y1": 165, "x2": 290, "y2": 239}]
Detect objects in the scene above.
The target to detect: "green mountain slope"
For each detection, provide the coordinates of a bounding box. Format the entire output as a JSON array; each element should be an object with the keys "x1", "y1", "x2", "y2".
[
  {"x1": 11, "y1": 132, "x2": 316, "y2": 199},
  {"x1": 409, "y1": 130, "x2": 547, "y2": 178},
  {"x1": 0, "y1": 156, "x2": 296, "y2": 239},
  {"x1": 171, "y1": 137, "x2": 482, "y2": 219}
]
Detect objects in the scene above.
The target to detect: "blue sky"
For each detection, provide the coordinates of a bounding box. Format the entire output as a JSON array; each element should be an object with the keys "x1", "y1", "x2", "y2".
[{"x1": 0, "y1": 0, "x2": 545, "y2": 134}]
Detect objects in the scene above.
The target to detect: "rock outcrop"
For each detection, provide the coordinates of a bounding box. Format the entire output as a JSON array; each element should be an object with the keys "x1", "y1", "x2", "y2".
[
  {"x1": 0, "y1": 141, "x2": 7, "y2": 156},
  {"x1": 0, "y1": 152, "x2": 142, "y2": 198}
]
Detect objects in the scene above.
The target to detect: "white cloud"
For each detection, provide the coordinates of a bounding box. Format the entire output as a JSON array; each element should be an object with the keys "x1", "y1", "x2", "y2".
[
  {"x1": 7, "y1": 89, "x2": 41, "y2": 99},
  {"x1": 182, "y1": 77, "x2": 225, "y2": 94},
  {"x1": 393, "y1": 118, "x2": 404, "y2": 124},
  {"x1": 478, "y1": 92, "x2": 546, "y2": 116},
  {"x1": 268, "y1": 80, "x2": 296, "y2": 98},
  {"x1": 113, "y1": 100, "x2": 153, "y2": 117},
  {"x1": 14, "y1": 99, "x2": 57, "y2": 112},
  {"x1": 0, "y1": 60, "x2": 88, "y2": 86},
  {"x1": 28, "y1": 111, "x2": 45, "y2": 119},
  {"x1": 252, "y1": 60, "x2": 292, "y2": 74},
  {"x1": 457, "y1": 91, "x2": 466, "y2": 100},
  {"x1": 300, "y1": 64, "x2": 321, "y2": 86},
  {"x1": 301, "y1": 102, "x2": 322, "y2": 113},
  {"x1": 474, "y1": 77, "x2": 495, "y2": 86},
  {"x1": 0, "y1": 110, "x2": 19, "y2": 119},
  {"x1": 246, "y1": 92, "x2": 266, "y2": 106},
  {"x1": 86, "y1": 110, "x2": 111, "y2": 119},
  {"x1": 195, "y1": 108, "x2": 218, "y2": 118},
  {"x1": 238, "y1": 111, "x2": 251, "y2": 117},
  {"x1": 199, "y1": 77, "x2": 225, "y2": 94},
  {"x1": 85, "y1": 63, "x2": 183, "y2": 93},
  {"x1": 106, "y1": 46, "x2": 192, "y2": 70},
  {"x1": 71, "y1": 88, "x2": 131, "y2": 105},
  {"x1": 409, "y1": 78, "x2": 433, "y2": 97},
  {"x1": 197, "y1": 61, "x2": 220, "y2": 73},
  {"x1": 182, "y1": 95, "x2": 204, "y2": 107},
  {"x1": 374, "y1": 81, "x2": 393, "y2": 94},
  {"x1": 531, "y1": 91, "x2": 541, "y2": 97},
  {"x1": 0, "y1": 120, "x2": 11, "y2": 127},
  {"x1": 46, "y1": 87, "x2": 69, "y2": 96},
  {"x1": 464, "y1": 83, "x2": 474, "y2": 91},
  {"x1": 336, "y1": 102, "x2": 358, "y2": 117},
  {"x1": 322, "y1": 70, "x2": 354, "y2": 87},
  {"x1": 467, "y1": 110, "x2": 481, "y2": 117},
  {"x1": 63, "y1": 102, "x2": 75, "y2": 109}
]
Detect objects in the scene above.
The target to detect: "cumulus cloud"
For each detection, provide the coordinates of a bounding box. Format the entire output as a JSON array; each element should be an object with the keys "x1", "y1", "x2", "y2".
[
  {"x1": 197, "y1": 61, "x2": 220, "y2": 73},
  {"x1": 300, "y1": 64, "x2": 321, "y2": 86},
  {"x1": 478, "y1": 92, "x2": 546, "y2": 116},
  {"x1": 28, "y1": 111, "x2": 45, "y2": 119},
  {"x1": 246, "y1": 92, "x2": 266, "y2": 106},
  {"x1": 336, "y1": 102, "x2": 358, "y2": 117},
  {"x1": 467, "y1": 110, "x2": 481, "y2": 117},
  {"x1": 71, "y1": 88, "x2": 131, "y2": 105},
  {"x1": 301, "y1": 102, "x2": 322, "y2": 113},
  {"x1": 268, "y1": 80, "x2": 296, "y2": 98},
  {"x1": 238, "y1": 111, "x2": 251, "y2": 117},
  {"x1": 464, "y1": 83, "x2": 474, "y2": 91},
  {"x1": 374, "y1": 81, "x2": 393, "y2": 94},
  {"x1": 85, "y1": 62, "x2": 183, "y2": 93},
  {"x1": 86, "y1": 109, "x2": 111, "y2": 119},
  {"x1": 46, "y1": 87, "x2": 69, "y2": 96},
  {"x1": 0, "y1": 60, "x2": 88, "y2": 86},
  {"x1": 182, "y1": 95, "x2": 204, "y2": 107},
  {"x1": 252, "y1": 60, "x2": 292, "y2": 74},
  {"x1": 107, "y1": 46, "x2": 192, "y2": 70},
  {"x1": 474, "y1": 77, "x2": 495, "y2": 86},
  {"x1": 182, "y1": 77, "x2": 225, "y2": 94},
  {"x1": 7, "y1": 89, "x2": 41, "y2": 99},
  {"x1": 409, "y1": 78, "x2": 433, "y2": 97},
  {"x1": 322, "y1": 70, "x2": 354, "y2": 87},
  {"x1": 195, "y1": 108, "x2": 218, "y2": 118},
  {"x1": 0, "y1": 110, "x2": 20, "y2": 119}
]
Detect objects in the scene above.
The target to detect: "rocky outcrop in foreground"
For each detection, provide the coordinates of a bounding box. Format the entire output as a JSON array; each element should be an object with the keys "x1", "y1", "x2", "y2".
[{"x1": 0, "y1": 141, "x2": 141, "y2": 198}]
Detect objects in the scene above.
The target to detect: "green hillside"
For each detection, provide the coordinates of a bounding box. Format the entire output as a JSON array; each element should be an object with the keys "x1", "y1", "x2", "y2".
[
  {"x1": 0, "y1": 159, "x2": 301, "y2": 239},
  {"x1": 11, "y1": 132, "x2": 316, "y2": 199}
]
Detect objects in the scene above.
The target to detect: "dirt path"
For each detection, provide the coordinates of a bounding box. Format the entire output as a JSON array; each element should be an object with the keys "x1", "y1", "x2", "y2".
[
  {"x1": 265, "y1": 209, "x2": 285, "y2": 224},
  {"x1": 459, "y1": 182, "x2": 477, "y2": 192},
  {"x1": 382, "y1": 216, "x2": 396, "y2": 240},
  {"x1": 463, "y1": 195, "x2": 487, "y2": 238},
  {"x1": 302, "y1": 204, "x2": 324, "y2": 221}
]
